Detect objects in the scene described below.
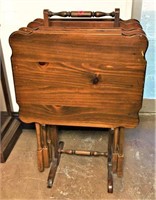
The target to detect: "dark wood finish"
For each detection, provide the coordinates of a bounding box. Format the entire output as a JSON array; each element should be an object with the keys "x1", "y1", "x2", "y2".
[
  {"x1": 1, "y1": 114, "x2": 12, "y2": 139},
  {"x1": 114, "y1": 8, "x2": 120, "y2": 27},
  {"x1": 47, "y1": 141, "x2": 64, "y2": 188},
  {"x1": 1, "y1": 63, "x2": 12, "y2": 114},
  {"x1": 47, "y1": 159, "x2": 57, "y2": 188},
  {"x1": 1, "y1": 63, "x2": 13, "y2": 139},
  {"x1": 0, "y1": 119, "x2": 21, "y2": 162},
  {"x1": 50, "y1": 125, "x2": 59, "y2": 160},
  {"x1": 0, "y1": 51, "x2": 22, "y2": 163},
  {"x1": 47, "y1": 125, "x2": 53, "y2": 162},
  {"x1": 9, "y1": 9, "x2": 148, "y2": 192}
]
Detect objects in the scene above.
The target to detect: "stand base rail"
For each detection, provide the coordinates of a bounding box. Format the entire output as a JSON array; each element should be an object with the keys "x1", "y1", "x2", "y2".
[{"x1": 35, "y1": 124, "x2": 125, "y2": 193}]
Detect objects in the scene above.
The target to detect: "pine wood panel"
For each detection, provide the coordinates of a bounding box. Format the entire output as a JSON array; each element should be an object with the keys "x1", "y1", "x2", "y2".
[
  {"x1": 10, "y1": 31, "x2": 147, "y2": 65},
  {"x1": 18, "y1": 104, "x2": 139, "y2": 128},
  {"x1": 9, "y1": 18, "x2": 148, "y2": 128}
]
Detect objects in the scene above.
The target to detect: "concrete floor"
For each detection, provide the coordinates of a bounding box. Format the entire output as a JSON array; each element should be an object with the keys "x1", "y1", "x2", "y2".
[{"x1": 0, "y1": 115, "x2": 155, "y2": 200}]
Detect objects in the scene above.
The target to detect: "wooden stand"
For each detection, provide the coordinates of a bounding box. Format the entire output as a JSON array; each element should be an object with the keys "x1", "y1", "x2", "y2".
[
  {"x1": 35, "y1": 124, "x2": 125, "y2": 193},
  {"x1": 9, "y1": 8, "x2": 147, "y2": 193}
]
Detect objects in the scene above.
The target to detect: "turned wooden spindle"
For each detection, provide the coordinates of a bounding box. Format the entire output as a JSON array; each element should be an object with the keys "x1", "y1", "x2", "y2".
[
  {"x1": 47, "y1": 125, "x2": 53, "y2": 163},
  {"x1": 112, "y1": 127, "x2": 119, "y2": 173},
  {"x1": 35, "y1": 123, "x2": 44, "y2": 172},
  {"x1": 94, "y1": 11, "x2": 115, "y2": 17},
  {"x1": 117, "y1": 127, "x2": 124, "y2": 177},
  {"x1": 58, "y1": 149, "x2": 108, "y2": 157},
  {"x1": 48, "y1": 11, "x2": 116, "y2": 18},
  {"x1": 42, "y1": 125, "x2": 50, "y2": 168},
  {"x1": 43, "y1": 9, "x2": 120, "y2": 28},
  {"x1": 114, "y1": 8, "x2": 120, "y2": 27}
]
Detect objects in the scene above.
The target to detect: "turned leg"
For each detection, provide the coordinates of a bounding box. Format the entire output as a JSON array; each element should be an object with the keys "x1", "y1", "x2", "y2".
[
  {"x1": 43, "y1": 125, "x2": 125, "y2": 191},
  {"x1": 47, "y1": 125, "x2": 53, "y2": 163},
  {"x1": 117, "y1": 127, "x2": 124, "y2": 177},
  {"x1": 35, "y1": 123, "x2": 44, "y2": 172},
  {"x1": 47, "y1": 125, "x2": 64, "y2": 188},
  {"x1": 41, "y1": 124, "x2": 50, "y2": 168},
  {"x1": 107, "y1": 127, "x2": 125, "y2": 192},
  {"x1": 50, "y1": 125, "x2": 59, "y2": 160},
  {"x1": 112, "y1": 127, "x2": 119, "y2": 173},
  {"x1": 107, "y1": 129, "x2": 113, "y2": 193}
]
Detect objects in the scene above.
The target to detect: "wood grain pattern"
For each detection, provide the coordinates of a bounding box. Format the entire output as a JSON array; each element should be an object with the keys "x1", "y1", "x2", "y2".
[{"x1": 9, "y1": 16, "x2": 148, "y2": 129}]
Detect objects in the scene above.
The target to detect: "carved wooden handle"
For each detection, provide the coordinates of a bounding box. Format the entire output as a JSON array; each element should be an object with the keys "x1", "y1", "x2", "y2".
[
  {"x1": 48, "y1": 11, "x2": 116, "y2": 18},
  {"x1": 43, "y1": 8, "x2": 120, "y2": 27}
]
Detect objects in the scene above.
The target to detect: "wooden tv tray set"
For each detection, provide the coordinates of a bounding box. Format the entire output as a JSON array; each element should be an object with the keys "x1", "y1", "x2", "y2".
[{"x1": 9, "y1": 9, "x2": 148, "y2": 193}]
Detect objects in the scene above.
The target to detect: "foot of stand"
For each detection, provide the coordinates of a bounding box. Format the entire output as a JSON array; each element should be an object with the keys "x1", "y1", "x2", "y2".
[
  {"x1": 47, "y1": 141, "x2": 64, "y2": 188},
  {"x1": 35, "y1": 125, "x2": 125, "y2": 193},
  {"x1": 107, "y1": 129, "x2": 113, "y2": 193},
  {"x1": 47, "y1": 159, "x2": 57, "y2": 188},
  {"x1": 108, "y1": 169, "x2": 113, "y2": 193}
]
